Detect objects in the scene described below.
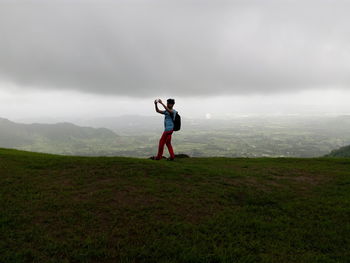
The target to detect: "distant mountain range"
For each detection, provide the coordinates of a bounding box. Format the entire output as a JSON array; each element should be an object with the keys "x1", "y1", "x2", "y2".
[
  {"x1": 0, "y1": 118, "x2": 118, "y2": 155},
  {"x1": 326, "y1": 145, "x2": 350, "y2": 157}
]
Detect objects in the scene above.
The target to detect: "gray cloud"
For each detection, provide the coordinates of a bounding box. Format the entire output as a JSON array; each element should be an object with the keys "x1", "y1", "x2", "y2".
[{"x1": 0, "y1": 0, "x2": 349, "y2": 97}]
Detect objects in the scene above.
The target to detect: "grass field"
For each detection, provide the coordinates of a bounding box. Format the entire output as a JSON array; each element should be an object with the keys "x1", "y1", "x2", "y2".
[{"x1": 1, "y1": 148, "x2": 349, "y2": 262}]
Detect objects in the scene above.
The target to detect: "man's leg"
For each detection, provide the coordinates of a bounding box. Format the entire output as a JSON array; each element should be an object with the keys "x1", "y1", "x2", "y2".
[
  {"x1": 165, "y1": 131, "x2": 175, "y2": 159},
  {"x1": 156, "y1": 132, "x2": 167, "y2": 160}
]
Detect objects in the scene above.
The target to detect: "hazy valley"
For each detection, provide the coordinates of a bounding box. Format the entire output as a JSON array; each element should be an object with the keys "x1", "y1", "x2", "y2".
[{"x1": 2, "y1": 115, "x2": 350, "y2": 158}]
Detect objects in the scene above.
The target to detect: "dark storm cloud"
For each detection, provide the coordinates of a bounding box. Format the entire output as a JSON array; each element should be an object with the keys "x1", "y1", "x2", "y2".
[{"x1": 0, "y1": 0, "x2": 349, "y2": 97}]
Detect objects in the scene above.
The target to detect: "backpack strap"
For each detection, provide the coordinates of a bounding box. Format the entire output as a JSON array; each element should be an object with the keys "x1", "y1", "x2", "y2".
[{"x1": 171, "y1": 110, "x2": 176, "y2": 122}]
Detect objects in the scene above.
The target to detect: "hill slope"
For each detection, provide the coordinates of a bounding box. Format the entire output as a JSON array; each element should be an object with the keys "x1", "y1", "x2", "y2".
[
  {"x1": 0, "y1": 118, "x2": 118, "y2": 155},
  {"x1": 1, "y1": 148, "x2": 349, "y2": 262},
  {"x1": 326, "y1": 144, "x2": 350, "y2": 157}
]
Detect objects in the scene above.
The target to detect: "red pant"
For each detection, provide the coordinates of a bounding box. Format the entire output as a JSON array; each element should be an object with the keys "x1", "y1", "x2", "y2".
[{"x1": 156, "y1": 130, "x2": 175, "y2": 159}]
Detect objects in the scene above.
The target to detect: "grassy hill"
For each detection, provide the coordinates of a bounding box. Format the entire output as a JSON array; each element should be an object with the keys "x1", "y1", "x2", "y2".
[
  {"x1": 1, "y1": 148, "x2": 349, "y2": 262},
  {"x1": 326, "y1": 145, "x2": 350, "y2": 157}
]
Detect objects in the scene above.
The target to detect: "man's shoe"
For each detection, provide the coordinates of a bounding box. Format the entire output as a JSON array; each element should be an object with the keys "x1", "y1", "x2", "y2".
[
  {"x1": 167, "y1": 157, "x2": 175, "y2": 161},
  {"x1": 150, "y1": 156, "x2": 160, "y2": 160}
]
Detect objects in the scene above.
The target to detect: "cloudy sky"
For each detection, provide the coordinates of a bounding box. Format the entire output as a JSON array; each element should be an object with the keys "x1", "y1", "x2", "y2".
[{"x1": 0, "y1": 0, "x2": 350, "y2": 121}]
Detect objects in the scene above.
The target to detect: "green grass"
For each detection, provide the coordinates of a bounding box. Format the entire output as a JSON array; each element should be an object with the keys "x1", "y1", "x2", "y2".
[{"x1": 1, "y1": 148, "x2": 350, "y2": 262}]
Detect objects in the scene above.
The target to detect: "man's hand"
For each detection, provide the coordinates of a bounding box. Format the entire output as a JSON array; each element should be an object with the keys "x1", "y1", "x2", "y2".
[
  {"x1": 158, "y1": 99, "x2": 162, "y2": 104},
  {"x1": 154, "y1": 99, "x2": 158, "y2": 104}
]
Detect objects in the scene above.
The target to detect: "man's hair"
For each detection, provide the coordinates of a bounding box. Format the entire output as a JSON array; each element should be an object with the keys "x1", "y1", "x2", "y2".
[{"x1": 167, "y1": 98, "x2": 175, "y2": 105}]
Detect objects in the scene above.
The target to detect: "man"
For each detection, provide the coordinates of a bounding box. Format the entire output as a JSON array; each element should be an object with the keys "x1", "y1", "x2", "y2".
[{"x1": 151, "y1": 98, "x2": 177, "y2": 161}]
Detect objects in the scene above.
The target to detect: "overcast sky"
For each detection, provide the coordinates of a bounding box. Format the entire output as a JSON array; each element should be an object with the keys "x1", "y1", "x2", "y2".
[{"x1": 0, "y1": 0, "x2": 350, "y2": 121}]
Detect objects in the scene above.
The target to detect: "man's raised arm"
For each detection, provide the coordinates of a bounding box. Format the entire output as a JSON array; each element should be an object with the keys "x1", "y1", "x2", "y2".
[{"x1": 154, "y1": 99, "x2": 165, "y2": 114}]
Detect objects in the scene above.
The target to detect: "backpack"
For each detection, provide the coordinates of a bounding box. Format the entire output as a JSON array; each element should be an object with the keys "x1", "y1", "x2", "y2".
[{"x1": 172, "y1": 111, "x2": 181, "y2": 131}]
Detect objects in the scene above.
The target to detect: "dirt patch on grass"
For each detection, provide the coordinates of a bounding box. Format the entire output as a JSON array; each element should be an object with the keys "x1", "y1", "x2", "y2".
[
  {"x1": 219, "y1": 166, "x2": 329, "y2": 194},
  {"x1": 221, "y1": 176, "x2": 282, "y2": 191},
  {"x1": 265, "y1": 167, "x2": 331, "y2": 186},
  {"x1": 273, "y1": 174, "x2": 322, "y2": 184}
]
